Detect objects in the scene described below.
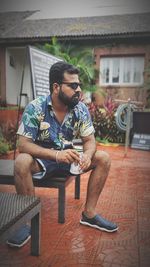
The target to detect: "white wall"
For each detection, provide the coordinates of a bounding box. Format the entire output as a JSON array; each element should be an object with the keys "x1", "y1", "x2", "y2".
[{"x1": 6, "y1": 47, "x2": 32, "y2": 106}]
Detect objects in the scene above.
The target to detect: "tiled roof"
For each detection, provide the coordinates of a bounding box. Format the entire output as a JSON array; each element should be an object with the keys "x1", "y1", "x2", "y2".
[
  {"x1": 0, "y1": 11, "x2": 150, "y2": 41},
  {"x1": 0, "y1": 11, "x2": 37, "y2": 37}
]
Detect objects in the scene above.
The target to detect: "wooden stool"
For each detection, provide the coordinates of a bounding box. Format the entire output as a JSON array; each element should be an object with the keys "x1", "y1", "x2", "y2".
[{"x1": 0, "y1": 159, "x2": 80, "y2": 223}]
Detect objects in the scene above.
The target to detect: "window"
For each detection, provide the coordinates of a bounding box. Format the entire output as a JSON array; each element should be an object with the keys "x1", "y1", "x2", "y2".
[{"x1": 100, "y1": 56, "x2": 144, "y2": 86}]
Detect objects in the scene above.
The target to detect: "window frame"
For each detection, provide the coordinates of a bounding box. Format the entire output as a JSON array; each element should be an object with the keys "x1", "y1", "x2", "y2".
[{"x1": 99, "y1": 56, "x2": 144, "y2": 87}]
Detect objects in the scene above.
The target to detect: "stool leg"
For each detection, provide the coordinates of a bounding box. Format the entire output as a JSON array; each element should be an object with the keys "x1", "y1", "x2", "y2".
[
  {"x1": 31, "y1": 211, "x2": 41, "y2": 256},
  {"x1": 75, "y1": 174, "x2": 80, "y2": 199},
  {"x1": 58, "y1": 185, "x2": 65, "y2": 223}
]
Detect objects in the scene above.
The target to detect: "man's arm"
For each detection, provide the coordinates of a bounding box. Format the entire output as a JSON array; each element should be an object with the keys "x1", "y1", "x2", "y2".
[
  {"x1": 18, "y1": 135, "x2": 80, "y2": 163},
  {"x1": 82, "y1": 134, "x2": 96, "y2": 159},
  {"x1": 80, "y1": 134, "x2": 96, "y2": 171},
  {"x1": 18, "y1": 135, "x2": 57, "y2": 160}
]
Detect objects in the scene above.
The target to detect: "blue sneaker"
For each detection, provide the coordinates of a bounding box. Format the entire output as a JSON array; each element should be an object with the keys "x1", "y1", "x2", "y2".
[
  {"x1": 7, "y1": 225, "x2": 31, "y2": 248},
  {"x1": 80, "y1": 212, "x2": 118, "y2": 232}
]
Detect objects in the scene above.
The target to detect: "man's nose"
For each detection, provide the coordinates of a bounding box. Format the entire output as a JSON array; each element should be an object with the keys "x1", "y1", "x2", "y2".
[{"x1": 75, "y1": 85, "x2": 82, "y2": 92}]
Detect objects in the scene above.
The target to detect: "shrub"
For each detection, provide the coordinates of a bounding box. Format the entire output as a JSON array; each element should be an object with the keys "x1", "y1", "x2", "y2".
[
  {"x1": 88, "y1": 97, "x2": 125, "y2": 143},
  {"x1": 40, "y1": 37, "x2": 99, "y2": 94},
  {"x1": 0, "y1": 138, "x2": 10, "y2": 155},
  {"x1": 0, "y1": 123, "x2": 17, "y2": 154}
]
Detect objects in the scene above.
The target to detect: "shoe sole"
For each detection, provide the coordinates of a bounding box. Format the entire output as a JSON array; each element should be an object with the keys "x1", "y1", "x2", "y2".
[
  {"x1": 7, "y1": 235, "x2": 31, "y2": 248},
  {"x1": 80, "y1": 220, "x2": 119, "y2": 232}
]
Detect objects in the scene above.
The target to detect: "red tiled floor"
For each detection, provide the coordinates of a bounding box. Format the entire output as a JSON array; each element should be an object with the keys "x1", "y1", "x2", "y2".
[{"x1": 0, "y1": 145, "x2": 150, "y2": 267}]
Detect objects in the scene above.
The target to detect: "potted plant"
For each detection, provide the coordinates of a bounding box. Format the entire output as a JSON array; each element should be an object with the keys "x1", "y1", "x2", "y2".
[
  {"x1": 0, "y1": 137, "x2": 10, "y2": 155},
  {"x1": 0, "y1": 126, "x2": 18, "y2": 159}
]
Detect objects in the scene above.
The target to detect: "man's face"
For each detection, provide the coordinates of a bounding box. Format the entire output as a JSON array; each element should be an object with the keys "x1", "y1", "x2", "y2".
[{"x1": 58, "y1": 72, "x2": 82, "y2": 109}]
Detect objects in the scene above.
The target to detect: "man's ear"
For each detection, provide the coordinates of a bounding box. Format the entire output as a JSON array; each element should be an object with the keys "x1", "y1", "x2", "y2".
[{"x1": 53, "y1": 83, "x2": 60, "y2": 94}]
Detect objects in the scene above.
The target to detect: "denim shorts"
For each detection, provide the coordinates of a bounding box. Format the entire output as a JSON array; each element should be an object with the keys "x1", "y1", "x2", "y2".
[{"x1": 33, "y1": 158, "x2": 71, "y2": 179}]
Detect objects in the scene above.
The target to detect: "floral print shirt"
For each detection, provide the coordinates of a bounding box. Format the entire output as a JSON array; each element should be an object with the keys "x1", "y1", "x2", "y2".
[{"x1": 17, "y1": 95, "x2": 95, "y2": 150}]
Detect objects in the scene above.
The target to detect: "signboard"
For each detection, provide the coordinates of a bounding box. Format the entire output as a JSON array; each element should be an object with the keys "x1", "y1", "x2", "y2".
[
  {"x1": 133, "y1": 111, "x2": 150, "y2": 134},
  {"x1": 131, "y1": 133, "x2": 150, "y2": 151},
  {"x1": 28, "y1": 46, "x2": 62, "y2": 98}
]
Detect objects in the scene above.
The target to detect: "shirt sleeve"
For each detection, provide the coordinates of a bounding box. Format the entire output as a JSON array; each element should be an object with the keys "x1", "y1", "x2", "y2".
[
  {"x1": 78, "y1": 102, "x2": 95, "y2": 137},
  {"x1": 17, "y1": 102, "x2": 40, "y2": 141}
]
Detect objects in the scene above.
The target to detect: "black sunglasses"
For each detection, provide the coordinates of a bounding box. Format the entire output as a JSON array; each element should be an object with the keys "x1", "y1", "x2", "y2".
[{"x1": 61, "y1": 82, "x2": 82, "y2": 90}]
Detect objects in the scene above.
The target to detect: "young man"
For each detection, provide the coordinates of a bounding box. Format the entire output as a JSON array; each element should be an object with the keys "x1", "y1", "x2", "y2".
[{"x1": 7, "y1": 61, "x2": 118, "y2": 248}]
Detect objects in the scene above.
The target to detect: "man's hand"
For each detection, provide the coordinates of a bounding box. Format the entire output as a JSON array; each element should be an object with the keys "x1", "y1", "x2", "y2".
[
  {"x1": 57, "y1": 149, "x2": 80, "y2": 164},
  {"x1": 79, "y1": 153, "x2": 91, "y2": 171}
]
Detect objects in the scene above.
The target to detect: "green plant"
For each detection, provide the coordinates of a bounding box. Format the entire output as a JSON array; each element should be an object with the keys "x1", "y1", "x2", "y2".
[
  {"x1": 0, "y1": 123, "x2": 17, "y2": 153},
  {"x1": 0, "y1": 138, "x2": 10, "y2": 155},
  {"x1": 88, "y1": 98, "x2": 125, "y2": 143},
  {"x1": 39, "y1": 37, "x2": 99, "y2": 93}
]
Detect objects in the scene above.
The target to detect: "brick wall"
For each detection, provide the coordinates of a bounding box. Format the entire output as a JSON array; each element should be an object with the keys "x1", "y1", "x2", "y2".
[{"x1": 93, "y1": 44, "x2": 150, "y2": 107}]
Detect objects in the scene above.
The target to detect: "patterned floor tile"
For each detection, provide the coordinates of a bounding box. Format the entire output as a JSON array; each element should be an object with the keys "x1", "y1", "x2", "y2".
[{"x1": 0, "y1": 146, "x2": 150, "y2": 267}]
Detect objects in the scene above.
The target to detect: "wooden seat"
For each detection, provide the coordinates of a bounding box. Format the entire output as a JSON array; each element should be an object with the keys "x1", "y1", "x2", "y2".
[{"x1": 0, "y1": 159, "x2": 80, "y2": 223}]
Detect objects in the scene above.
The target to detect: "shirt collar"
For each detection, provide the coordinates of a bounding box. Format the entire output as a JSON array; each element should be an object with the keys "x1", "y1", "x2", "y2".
[{"x1": 46, "y1": 95, "x2": 53, "y2": 108}]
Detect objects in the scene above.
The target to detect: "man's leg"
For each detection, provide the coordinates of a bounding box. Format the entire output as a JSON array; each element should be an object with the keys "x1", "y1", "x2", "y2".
[
  {"x1": 14, "y1": 153, "x2": 41, "y2": 195},
  {"x1": 7, "y1": 153, "x2": 41, "y2": 248},
  {"x1": 84, "y1": 150, "x2": 110, "y2": 217},
  {"x1": 80, "y1": 150, "x2": 118, "y2": 232}
]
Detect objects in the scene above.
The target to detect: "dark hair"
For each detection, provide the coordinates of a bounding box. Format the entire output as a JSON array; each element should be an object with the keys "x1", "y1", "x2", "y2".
[{"x1": 49, "y1": 61, "x2": 79, "y2": 93}]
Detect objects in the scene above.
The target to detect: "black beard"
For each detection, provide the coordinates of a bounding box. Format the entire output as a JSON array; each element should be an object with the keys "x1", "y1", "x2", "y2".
[{"x1": 58, "y1": 88, "x2": 80, "y2": 109}]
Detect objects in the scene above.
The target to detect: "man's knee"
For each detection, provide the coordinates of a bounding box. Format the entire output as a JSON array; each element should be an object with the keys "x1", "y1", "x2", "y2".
[
  {"x1": 92, "y1": 150, "x2": 111, "y2": 169},
  {"x1": 14, "y1": 153, "x2": 33, "y2": 176}
]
